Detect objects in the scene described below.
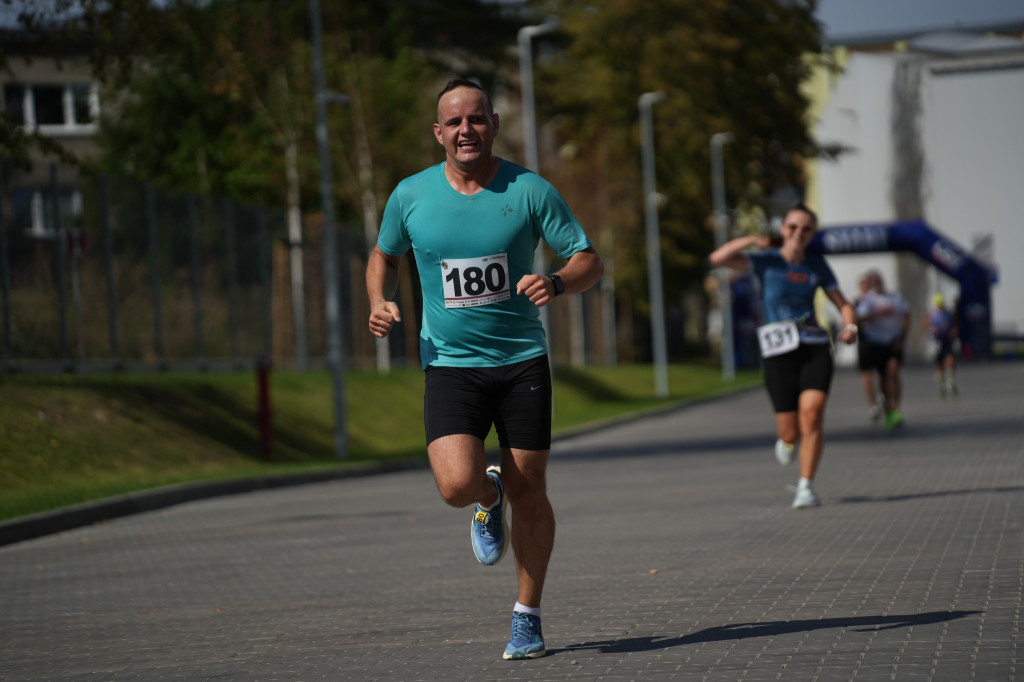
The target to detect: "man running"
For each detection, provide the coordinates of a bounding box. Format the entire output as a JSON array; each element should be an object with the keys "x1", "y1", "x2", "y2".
[
  {"x1": 366, "y1": 78, "x2": 603, "y2": 660},
  {"x1": 855, "y1": 270, "x2": 911, "y2": 432}
]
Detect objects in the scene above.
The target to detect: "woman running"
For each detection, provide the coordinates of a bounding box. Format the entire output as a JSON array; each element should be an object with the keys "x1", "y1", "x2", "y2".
[{"x1": 709, "y1": 203, "x2": 858, "y2": 508}]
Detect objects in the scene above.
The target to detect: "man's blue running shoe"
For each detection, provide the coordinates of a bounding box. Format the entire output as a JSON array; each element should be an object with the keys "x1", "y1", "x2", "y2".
[
  {"x1": 503, "y1": 611, "x2": 546, "y2": 660},
  {"x1": 471, "y1": 466, "x2": 509, "y2": 565}
]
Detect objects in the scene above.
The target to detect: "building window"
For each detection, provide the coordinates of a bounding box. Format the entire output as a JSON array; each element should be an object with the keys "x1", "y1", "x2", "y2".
[
  {"x1": 12, "y1": 187, "x2": 84, "y2": 237},
  {"x1": 3, "y1": 84, "x2": 26, "y2": 125},
  {"x1": 33, "y1": 85, "x2": 65, "y2": 125},
  {"x1": 71, "y1": 84, "x2": 94, "y2": 124},
  {"x1": 2, "y1": 82, "x2": 99, "y2": 134}
]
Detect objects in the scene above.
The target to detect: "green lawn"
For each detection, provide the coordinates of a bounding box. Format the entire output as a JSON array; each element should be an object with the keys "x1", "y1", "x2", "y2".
[{"x1": 0, "y1": 363, "x2": 760, "y2": 521}]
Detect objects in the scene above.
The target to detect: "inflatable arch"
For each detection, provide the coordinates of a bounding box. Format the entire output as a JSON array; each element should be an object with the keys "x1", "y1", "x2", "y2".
[{"x1": 809, "y1": 220, "x2": 999, "y2": 358}]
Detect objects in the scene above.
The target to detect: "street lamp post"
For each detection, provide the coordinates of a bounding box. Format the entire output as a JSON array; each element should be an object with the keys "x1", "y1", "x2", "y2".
[
  {"x1": 518, "y1": 19, "x2": 559, "y2": 334},
  {"x1": 518, "y1": 18, "x2": 559, "y2": 174},
  {"x1": 309, "y1": 0, "x2": 347, "y2": 458},
  {"x1": 710, "y1": 132, "x2": 734, "y2": 381},
  {"x1": 639, "y1": 91, "x2": 668, "y2": 398}
]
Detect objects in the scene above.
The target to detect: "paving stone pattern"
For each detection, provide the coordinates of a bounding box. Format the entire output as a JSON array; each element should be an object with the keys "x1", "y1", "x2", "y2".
[{"x1": 1, "y1": 363, "x2": 1022, "y2": 681}]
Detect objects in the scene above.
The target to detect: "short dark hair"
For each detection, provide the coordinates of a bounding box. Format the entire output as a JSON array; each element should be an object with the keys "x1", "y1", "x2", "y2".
[
  {"x1": 786, "y1": 202, "x2": 818, "y2": 227},
  {"x1": 436, "y1": 78, "x2": 493, "y2": 115}
]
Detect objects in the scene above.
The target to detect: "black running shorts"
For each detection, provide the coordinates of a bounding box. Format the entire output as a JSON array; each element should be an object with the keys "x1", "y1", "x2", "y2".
[
  {"x1": 934, "y1": 339, "x2": 955, "y2": 365},
  {"x1": 762, "y1": 343, "x2": 834, "y2": 413},
  {"x1": 857, "y1": 340, "x2": 903, "y2": 374},
  {"x1": 423, "y1": 354, "x2": 552, "y2": 451}
]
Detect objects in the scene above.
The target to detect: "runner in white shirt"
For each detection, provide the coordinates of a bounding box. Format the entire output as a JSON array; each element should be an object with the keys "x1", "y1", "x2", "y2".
[{"x1": 854, "y1": 270, "x2": 911, "y2": 432}]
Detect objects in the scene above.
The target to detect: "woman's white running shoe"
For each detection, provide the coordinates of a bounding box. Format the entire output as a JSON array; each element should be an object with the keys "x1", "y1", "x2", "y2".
[
  {"x1": 792, "y1": 485, "x2": 821, "y2": 509},
  {"x1": 774, "y1": 439, "x2": 795, "y2": 466}
]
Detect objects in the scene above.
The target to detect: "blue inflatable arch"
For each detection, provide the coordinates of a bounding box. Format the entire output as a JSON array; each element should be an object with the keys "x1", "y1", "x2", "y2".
[{"x1": 809, "y1": 219, "x2": 998, "y2": 358}]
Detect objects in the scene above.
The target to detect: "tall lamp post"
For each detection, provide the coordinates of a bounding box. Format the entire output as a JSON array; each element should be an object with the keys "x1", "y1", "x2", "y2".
[
  {"x1": 310, "y1": 0, "x2": 347, "y2": 458},
  {"x1": 710, "y1": 132, "x2": 734, "y2": 381},
  {"x1": 639, "y1": 91, "x2": 668, "y2": 398},
  {"x1": 518, "y1": 18, "x2": 559, "y2": 334}
]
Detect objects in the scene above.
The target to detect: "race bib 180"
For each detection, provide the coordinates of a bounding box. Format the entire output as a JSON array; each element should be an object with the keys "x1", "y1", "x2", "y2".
[
  {"x1": 757, "y1": 320, "x2": 799, "y2": 358},
  {"x1": 442, "y1": 253, "x2": 511, "y2": 308}
]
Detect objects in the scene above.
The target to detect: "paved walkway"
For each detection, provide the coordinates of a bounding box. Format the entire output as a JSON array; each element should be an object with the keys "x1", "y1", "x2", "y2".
[{"x1": 2, "y1": 362, "x2": 1022, "y2": 681}]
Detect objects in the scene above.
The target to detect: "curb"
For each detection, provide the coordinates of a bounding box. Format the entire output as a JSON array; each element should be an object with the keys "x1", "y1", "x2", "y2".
[
  {"x1": 1, "y1": 385, "x2": 761, "y2": 548},
  {"x1": 0, "y1": 459, "x2": 428, "y2": 547}
]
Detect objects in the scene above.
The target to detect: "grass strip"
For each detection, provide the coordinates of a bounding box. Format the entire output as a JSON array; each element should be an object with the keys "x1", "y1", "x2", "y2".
[{"x1": 0, "y1": 363, "x2": 760, "y2": 521}]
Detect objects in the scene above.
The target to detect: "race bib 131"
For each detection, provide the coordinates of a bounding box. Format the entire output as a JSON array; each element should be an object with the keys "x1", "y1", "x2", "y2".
[{"x1": 757, "y1": 320, "x2": 799, "y2": 358}]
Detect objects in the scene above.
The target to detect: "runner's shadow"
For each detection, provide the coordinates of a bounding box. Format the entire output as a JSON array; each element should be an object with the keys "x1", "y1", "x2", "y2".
[
  {"x1": 552, "y1": 610, "x2": 980, "y2": 655},
  {"x1": 838, "y1": 485, "x2": 1024, "y2": 504}
]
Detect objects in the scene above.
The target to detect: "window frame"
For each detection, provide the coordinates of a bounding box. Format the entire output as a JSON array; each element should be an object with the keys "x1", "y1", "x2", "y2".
[{"x1": 3, "y1": 82, "x2": 100, "y2": 136}]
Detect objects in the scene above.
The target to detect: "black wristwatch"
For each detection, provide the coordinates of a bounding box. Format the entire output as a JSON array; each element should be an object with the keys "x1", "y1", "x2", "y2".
[{"x1": 549, "y1": 274, "x2": 565, "y2": 297}]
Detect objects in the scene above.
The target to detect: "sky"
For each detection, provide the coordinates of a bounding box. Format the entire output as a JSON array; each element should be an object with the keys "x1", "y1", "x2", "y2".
[
  {"x1": 4, "y1": 1, "x2": 1024, "y2": 43},
  {"x1": 816, "y1": 0, "x2": 1024, "y2": 44}
]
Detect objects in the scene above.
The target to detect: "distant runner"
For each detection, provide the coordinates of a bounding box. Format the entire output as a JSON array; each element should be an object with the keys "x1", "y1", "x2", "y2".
[
  {"x1": 924, "y1": 294, "x2": 959, "y2": 397},
  {"x1": 709, "y1": 203, "x2": 858, "y2": 508},
  {"x1": 855, "y1": 270, "x2": 911, "y2": 432}
]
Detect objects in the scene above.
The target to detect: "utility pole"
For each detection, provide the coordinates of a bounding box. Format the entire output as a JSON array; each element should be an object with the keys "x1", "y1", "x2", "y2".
[
  {"x1": 310, "y1": 0, "x2": 347, "y2": 458},
  {"x1": 711, "y1": 132, "x2": 734, "y2": 381},
  {"x1": 518, "y1": 18, "x2": 560, "y2": 337},
  {"x1": 639, "y1": 91, "x2": 668, "y2": 398}
]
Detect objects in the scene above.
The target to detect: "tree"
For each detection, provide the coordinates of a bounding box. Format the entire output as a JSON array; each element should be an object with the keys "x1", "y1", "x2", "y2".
[
  {"x1": 527, "y1": 0, "x2": 824, "y2": 355},
  {"x1": 93, "y1": 0, "x2": 524, "y2": 366},
  {"x1": 85, "y1": 0, "x2": 522, "y2": 209}
]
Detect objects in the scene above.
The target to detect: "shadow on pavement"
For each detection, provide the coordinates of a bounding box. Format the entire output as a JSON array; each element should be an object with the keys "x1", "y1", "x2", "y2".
[
  {"x1": 837, "y1": 485, "x2": 1024, "y2": 504},
  {"x1": 553, "y1": 414, "x2": 1024, "y2": 462},
  {"x1": 555, "y1": 434, "x2": 777, "y2": 460},
  {"x1": 555, "y1": 610, "x2": 981, "y2": 655},
  {"x1": 824, "y1": 416, "x2": 1024, "y2": 443}
]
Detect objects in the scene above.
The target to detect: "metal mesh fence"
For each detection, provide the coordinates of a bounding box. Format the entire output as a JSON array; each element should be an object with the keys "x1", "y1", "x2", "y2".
[
  {"x1": 1, "y1": 167, "x2": 616, "y2": 375},
  {"x1": 2, "y1": 169, "x2": 367, "y2": 373}
]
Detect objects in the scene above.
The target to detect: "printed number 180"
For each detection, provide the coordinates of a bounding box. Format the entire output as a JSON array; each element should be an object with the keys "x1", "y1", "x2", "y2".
[{"x1": 445, "y1": 264, "x2": 507, "y2": 298}]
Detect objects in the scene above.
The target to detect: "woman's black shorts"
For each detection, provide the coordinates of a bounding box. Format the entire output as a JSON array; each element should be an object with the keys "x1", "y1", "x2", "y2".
[
  {"x1": 762, "y1": 343, "x2": 834, "y2": 413},
  {"x1": 424, "y1": 354, "x2": 552, "y2": 450}
]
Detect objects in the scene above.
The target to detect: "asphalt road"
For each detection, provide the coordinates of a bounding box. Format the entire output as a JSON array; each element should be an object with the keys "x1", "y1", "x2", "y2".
[{"x1": 2, "y1": 361, "x2": 1022, "y2": 681}]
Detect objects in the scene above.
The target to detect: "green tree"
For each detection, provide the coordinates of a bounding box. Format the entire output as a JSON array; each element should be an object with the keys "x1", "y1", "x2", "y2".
[
  {"x1": 90, "y1": 2, "x2": 301, "y2": 204},
  {"x1": 88, "y1": 0, "x2": 520, "y2": 213},
  {"x1": 528, "y1": 0, "x2": 823, "y2": 354}
]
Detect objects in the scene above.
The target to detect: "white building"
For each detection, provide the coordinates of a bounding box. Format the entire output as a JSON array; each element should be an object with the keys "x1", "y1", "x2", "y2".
[{"x1": 807, "y1": 29, "x2": 1024, "y2": 362}]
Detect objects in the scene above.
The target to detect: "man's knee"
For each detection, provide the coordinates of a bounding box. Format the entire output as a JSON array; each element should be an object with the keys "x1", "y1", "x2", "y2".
[
  {"x1": 434, "y1": 476, "x2": 481, "y2": 508},
  {"x1": 428, "y1": 434, "x2": 491, "y2": 507},
  {"x1": 430, "y1": 460, "x2": 489, "y2": 507},
  {"x1": 504, "y1": 471, "x2": 547, "y2": 503},
  {"x1": 500, "y1": 458, "x2": 548, "y2": 501}
]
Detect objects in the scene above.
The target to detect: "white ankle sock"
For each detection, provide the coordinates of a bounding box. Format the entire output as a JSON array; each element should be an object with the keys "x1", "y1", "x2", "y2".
[
  {"x1": 514, "y1": 602, "x2": 541, "y2": 617},
  {"x1": 798, "y1": 477, "x2": 813, "y2": 489}
]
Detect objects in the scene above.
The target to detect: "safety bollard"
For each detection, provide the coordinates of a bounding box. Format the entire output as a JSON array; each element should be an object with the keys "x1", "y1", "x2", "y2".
[{"x1": 256, "y1": 355, "x2": 273, "y2": 460}]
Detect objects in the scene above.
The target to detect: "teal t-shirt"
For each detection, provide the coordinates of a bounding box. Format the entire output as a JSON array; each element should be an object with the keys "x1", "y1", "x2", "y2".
[{"x1": 378, "y1": 160, "x2": 592, "y2": 369}]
